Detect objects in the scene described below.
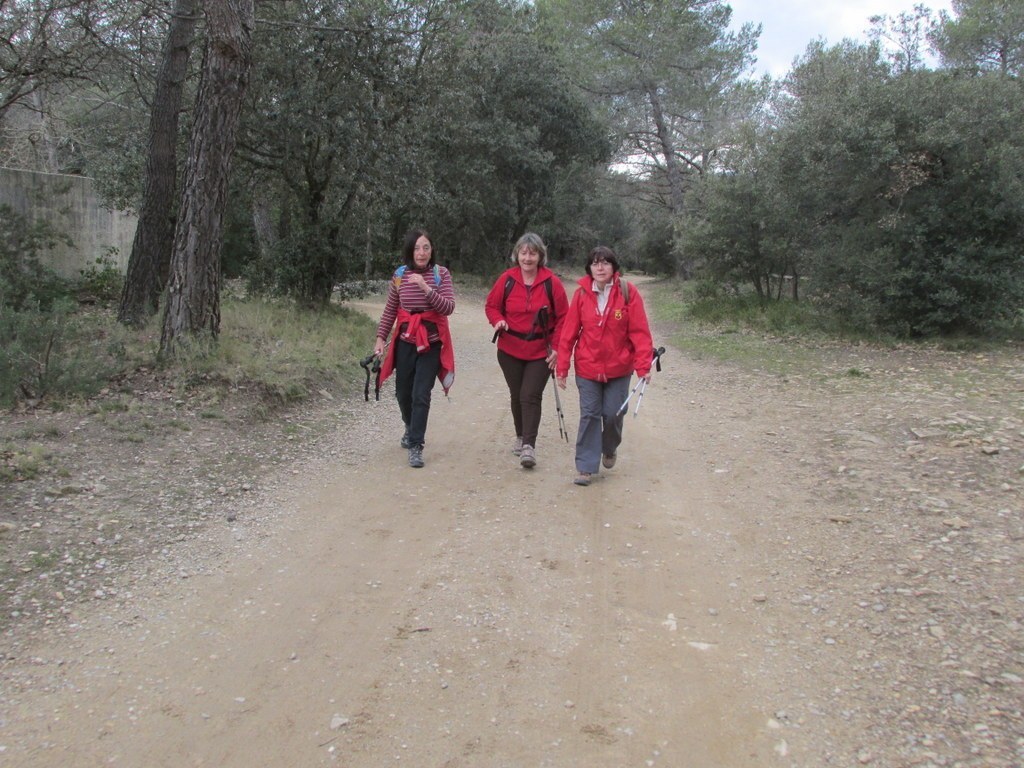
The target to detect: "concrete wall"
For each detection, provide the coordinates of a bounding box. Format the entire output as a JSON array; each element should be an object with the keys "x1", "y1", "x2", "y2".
[{"x1": 0, "y1": 167, "x2": 137, "y2": 279}]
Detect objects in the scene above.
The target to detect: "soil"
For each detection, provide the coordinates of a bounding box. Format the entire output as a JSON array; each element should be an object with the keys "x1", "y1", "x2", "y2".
[{"x1": 0, "y1": 286, "x2": 1021, "y2": 767}]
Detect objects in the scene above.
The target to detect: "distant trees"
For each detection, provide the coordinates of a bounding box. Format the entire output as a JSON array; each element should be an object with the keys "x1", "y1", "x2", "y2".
[
  {"x1": 235, "y1": 0, "x2": 609, "y2": 304},
  {"x1": 0, "y1": 0, "x2": 155, "y2": 172},
  {"x1": 684, "y1": 33, "x2": 1024, "y2": 335},
  {"x1": 932, "y1": 0, "x2": 1024, "y2": 75},
  {"x1": 5, "y1": 0, "x2": 1022, "y2": 340}
]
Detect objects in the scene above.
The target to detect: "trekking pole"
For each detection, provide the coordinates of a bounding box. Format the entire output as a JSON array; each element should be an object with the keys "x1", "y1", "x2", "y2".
[
  {"x1": 631, "y1": 379, "x2": 648, "y2": 418},
  {"x1": 616, "y1": 346, "x2": 666, "y2": 417},
  {"x1": 359, "y1": 342, "x2": 389, "y2": 401},
  {"x1": 616, "y1": 378, "x2": 645, "y2": 416},
  {"x1": 652, "y1": 346, "x2": 666, "y2": 372},
  {"x1": 536, "y1": 306, "x2": 568, "y2": 442},
  {"x1": 359, "y1": 353, "x2": 377, "y2": 401},
  {"x1": 550, "y1": 370, "x2": 568, "y2": 441}
]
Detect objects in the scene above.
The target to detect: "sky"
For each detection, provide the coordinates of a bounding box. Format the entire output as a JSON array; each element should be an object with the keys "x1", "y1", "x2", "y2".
[{"x1": 727, "y1": 0, "x2": 956, "y2": 78}]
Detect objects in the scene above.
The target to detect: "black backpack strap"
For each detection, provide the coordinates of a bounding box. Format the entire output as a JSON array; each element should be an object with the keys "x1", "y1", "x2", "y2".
[
  {"x1": 499, "y1": 275, "x2": 558, "y2": 341},
  {"x1": 501, "y1": 275, "x2": 556, "y2": 314}
]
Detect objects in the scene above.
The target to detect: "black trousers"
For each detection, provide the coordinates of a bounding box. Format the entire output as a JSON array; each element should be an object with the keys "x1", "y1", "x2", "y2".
[{"x1": 394, "y1": 338, "x2": 441, "y2": 448}]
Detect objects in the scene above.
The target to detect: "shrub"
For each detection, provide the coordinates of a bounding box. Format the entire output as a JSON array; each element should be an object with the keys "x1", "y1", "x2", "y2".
[
  {"x1": 0, "y1": 298, "x2": 129, "y2": 406},
  {"x1": 77, "y1": 249, "x2": 125, "y2": 304},
  {"x1": 0, "y1": 205, "x2": 71, "y2": 312}
]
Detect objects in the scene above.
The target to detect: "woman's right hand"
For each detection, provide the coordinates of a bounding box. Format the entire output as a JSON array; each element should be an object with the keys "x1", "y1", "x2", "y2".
[
  {"x1": 373, "y1": 337, "x2": 385, "y2": 357},
  {"x1": 556, "y1": 375, "x2": 567, "y2": 390},
  {"x1": 493, "y1": 320, "x2": 508, "y2": 333}
]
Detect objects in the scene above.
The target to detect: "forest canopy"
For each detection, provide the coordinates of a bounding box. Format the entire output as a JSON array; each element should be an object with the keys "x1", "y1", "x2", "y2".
[{"x1": 1, "y1": 0, "x2": 1021, "y2": 339}]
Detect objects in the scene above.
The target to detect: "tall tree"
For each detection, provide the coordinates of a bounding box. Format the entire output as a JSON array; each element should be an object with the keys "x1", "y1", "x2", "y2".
[
  {"x1": 238, "y1": 0, "x2": 439, "y2": 303},
  {"x1": 766, "y1": 41, "x2": 1024, "y2": 334},
  {"x1": 160, "y1": 0, "x2": 254, "y2": 354},
  {"x1": 118, "y1": 0, "x2": 199, "y2": 326},
  {"x1": 869, "y1": 3, "x2": 934, "y2": 74},
  {"x1": 931, "y1": 0, "x2": 1024, "y2": 75},
  {"x1": 410, "y1": 0, "x2": 611, "y2": 269},
  {"x1": 538, "y1": 0, "x2": 759, "y2": 275},
  {"x1": 0, "y1": 0, "x2": 152, "y2": 172},
  {"x1": 0, "y1": 0, "x2": 98, "y2": 121}
]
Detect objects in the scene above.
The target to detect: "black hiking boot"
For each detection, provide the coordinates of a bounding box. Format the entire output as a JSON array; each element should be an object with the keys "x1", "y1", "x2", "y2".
[{"x1": 408, "y1": 445, "x2": 424, "y2": 468}]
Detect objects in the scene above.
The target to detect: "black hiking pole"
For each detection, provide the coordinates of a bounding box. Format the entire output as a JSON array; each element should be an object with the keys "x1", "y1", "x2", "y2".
[{"x1": 359, "y1": 351, "x2": 383, "y2": 401}]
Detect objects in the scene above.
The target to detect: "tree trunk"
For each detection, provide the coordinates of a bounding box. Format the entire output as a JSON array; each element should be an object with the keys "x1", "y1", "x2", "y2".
[
  {"x1": 251, "y1": 183, "x2": 278, "y2": 262},
  {"x1": 646, "y1": 86, "x2": 686, "y2": 217},
  {"x1": 160, "y1": 0, "x2": 254, "y2": 355},
  {"x1": 29, "y1": 89, "x2": 59, "y2": 172},
  {"x1": 118, "y1": 0, "x2": 198, "y2": 327}
]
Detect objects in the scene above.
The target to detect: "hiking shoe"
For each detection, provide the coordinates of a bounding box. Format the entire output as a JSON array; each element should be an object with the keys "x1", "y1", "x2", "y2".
[
  {"x1": 602, "y1": 453, "x2": 616, "y2": 469},
  {"x1": 573, "y1": 472, "x2": 592, "y2": 486},
  {"x1": 400, "y1": 427, "x2": 411, "y2": 449},
  {"x1": 520, "y1": 444, "x2": 536, "y2": 468},
  {"x1": 408, "y1": 446, "x2": 424, "y2": 468},
  {"x1": 512, "y1": 436, "x2": 523, "y2": 456}
]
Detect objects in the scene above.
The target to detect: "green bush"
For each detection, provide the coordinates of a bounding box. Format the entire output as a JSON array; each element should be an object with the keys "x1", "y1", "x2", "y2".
[
  {"x1": 0, "y1": 298, "x2": 129, "y2": 406},
  {"x1": 0, "y1": 205, "x2": 71, "y2": 312},
  {"x1": 0, "y1": 206, "x2": 130, "y2": 406},
  {"x1": 77, "y1": 249, "x2": 125, "y2": 304}
]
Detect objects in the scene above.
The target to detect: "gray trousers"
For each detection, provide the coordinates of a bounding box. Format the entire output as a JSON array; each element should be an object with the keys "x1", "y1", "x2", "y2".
[{"x1": 574, "y1": 375, "x2": 631, "y2": 474}]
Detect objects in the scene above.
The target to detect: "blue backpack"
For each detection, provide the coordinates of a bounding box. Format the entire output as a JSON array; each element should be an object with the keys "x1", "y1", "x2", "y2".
[{"x1": 393, "y1": 264, "x2": 441, "y2": 289}]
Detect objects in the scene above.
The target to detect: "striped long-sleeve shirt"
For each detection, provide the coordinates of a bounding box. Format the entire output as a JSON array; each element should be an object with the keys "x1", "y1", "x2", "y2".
[{"x1": 376, "y1": 265, "x2": 455, "y2": 344}]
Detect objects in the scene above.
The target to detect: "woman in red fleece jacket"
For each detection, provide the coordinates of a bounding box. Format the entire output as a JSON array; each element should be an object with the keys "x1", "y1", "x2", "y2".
[
  {"x1": 373, "y1": 228, "x2": 455, "y2": 469},
  {"x1": 556, "y1": 246, "x2": 654, "y2": 486},
  {"x1": 485, "y1": 233, "x2": 568, "y2": 469}
]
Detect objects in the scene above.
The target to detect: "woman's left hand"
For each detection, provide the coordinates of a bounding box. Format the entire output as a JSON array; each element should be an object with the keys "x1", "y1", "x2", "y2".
[{"x1": 545, "y1": 349, "x2": 557, "y2": 370}]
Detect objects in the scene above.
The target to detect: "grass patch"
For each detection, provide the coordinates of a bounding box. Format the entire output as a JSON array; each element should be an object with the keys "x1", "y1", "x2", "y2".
[
  {"x1": 641, "y1": 277, "x2": 1023, "y2": 386},
  {"x1": 4, "y1": 290, "x2": 378, "y2": 413},
  {"x1": 165, "y1": 298, "x2": 377, "y2": 407},
  {"x1": 1, "y1": 445, "x2": 53, "y2": 482},
  {"x1": 15, "y1": 424, "x2": 62, "y2": 439},
  {"x1": 643, "y1": 279, "x2": 825, "y2": 375}
]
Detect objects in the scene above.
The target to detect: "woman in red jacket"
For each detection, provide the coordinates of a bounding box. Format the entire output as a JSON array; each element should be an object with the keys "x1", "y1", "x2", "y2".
[
  {"x1": 485, "y1": 233, "x2": 568, "y2": 469},
  {"x1": 556, "y1": 246, "x2": 654, "y2": 486}
]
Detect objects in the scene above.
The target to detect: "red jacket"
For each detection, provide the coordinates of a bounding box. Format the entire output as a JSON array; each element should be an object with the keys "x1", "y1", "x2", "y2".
[
  {"x1": 378, "y1": 308, "x2": 455, "y2": 394},
  {"x1": 556, "y1": 275, "x2": 654, "y2": 382},
  {"x1": 484, "y1": 266, "x2": 569, "y2": 361}
]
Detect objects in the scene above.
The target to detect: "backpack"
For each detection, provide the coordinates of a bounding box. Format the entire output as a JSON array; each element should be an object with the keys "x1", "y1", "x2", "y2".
[{"x1": 393, "y1": 264, "x2": 441, "y2": 288}]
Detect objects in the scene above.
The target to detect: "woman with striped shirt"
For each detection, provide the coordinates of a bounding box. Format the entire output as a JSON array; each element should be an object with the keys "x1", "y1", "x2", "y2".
[{"x1": 373, "y1": 229, "x2": 456, "y2": 468}]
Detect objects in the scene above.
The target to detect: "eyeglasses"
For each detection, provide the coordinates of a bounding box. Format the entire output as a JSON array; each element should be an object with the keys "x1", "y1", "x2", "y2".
[{"x1": 590, "y1": 258, "x2": 611, "y2": 265}]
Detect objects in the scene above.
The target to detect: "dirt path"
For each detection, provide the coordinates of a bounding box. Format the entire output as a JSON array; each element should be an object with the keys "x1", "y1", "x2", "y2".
[{"x1": 1, "y1": 291, "x2": 1021, "y2": 767}]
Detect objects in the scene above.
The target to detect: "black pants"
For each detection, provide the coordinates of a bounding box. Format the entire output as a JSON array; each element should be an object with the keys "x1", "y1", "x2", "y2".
[
  {"x1": 497, "y1": 349, "x2": 551, "y2": 448},
  {"x1": 394, "y1": 338, "x2": 441, "y2": 448}
]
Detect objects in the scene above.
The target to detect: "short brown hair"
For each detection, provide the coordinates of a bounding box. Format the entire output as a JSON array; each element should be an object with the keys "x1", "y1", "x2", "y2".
[{"x1": 585, "y1": 245, "x2": 620, "y2": 277}]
